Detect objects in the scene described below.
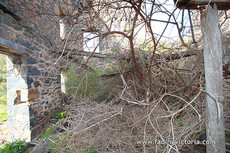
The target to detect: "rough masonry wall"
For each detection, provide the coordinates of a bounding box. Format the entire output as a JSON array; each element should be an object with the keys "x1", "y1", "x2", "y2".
[{"x1": 0, "y1": 0, "x2": 63, "y2": 140}]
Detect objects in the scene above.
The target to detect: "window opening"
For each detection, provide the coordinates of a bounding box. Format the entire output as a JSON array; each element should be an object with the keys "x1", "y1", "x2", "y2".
[{"x1": 83, "y1": 32, "x2": 100, "y2": 53}]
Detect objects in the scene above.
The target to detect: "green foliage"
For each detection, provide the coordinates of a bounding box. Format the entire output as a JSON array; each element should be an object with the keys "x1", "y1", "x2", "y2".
[
  {"x1": 65, "y1": 63, "x2": 120, "y2": 102},
  {"x1": 0, "y1": 54, "x2": 6, "y2": 89},
  {"x1": 0, "y1": 54, "x2": 7, "y2": 123},
  {"x1": 0, "y1": 103, "x2": 7, "y2": 122},
  {"x1": 226, "y1": 133, "x2": 230, "y2": 143},
  {"x1": 55, "y1": 112, "x2": 67, "y2": 121},
  {"x1": 156, "y1": 41, "x2": 170, "y2": 54},
  {"x1": 49, "y1": 134, "x2": 71, "y2": 152},
  {"x1": 111, "y1": 47, "x2": 118, "y2": 54},
  {"x1": 0, "y1": 54, "x2": 6, "y2": 74},
  {"x1": 139, "y1": 39, "x2": 172, "y2": 54},
  {"x1": 0, "y1": 95, "x2": 7, "y2": 105},
  {"x1": 40, "y1": 127, "x2": 54, "y2": 139},
  {"x1": 84, "y1": 147, "x2": 97, "y2": 153},
  {"x1": 39, "y1": 126, "x2": 63, "y2": 152},
  {"x1": 0, "y1": 139, "x2": 26, "y2": 153},
  {"x1": 139, "y1": 39, "x2": 154, "y2": 52},
  {"x1": 175, "y1": 116, "x2": 184, "y2": 126}
]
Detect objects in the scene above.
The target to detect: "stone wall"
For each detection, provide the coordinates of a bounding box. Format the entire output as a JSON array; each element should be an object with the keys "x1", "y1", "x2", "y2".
[
  {"x1": 0, "y1": 0, "x2": 62, "y2": 140},
  {"x1": 0, "y1": 0, "x2": 124, "y2": 141}
]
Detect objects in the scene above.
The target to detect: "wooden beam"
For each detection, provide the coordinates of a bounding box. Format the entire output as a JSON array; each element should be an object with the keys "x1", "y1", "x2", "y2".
[
  {"x1": 0, "y1": 37, "x2": 27, "y2": 56},
  {"x1": 56, "y1": 48, "x2": 126, "y2": 60},
  {"x1": 100, "y1": 50, "x2": 197, "y2": 78},
  {"x1": 56, "y1": 48, "x2": 197, "y2": 61},
  {"x1": 201, "y1": 4, "x2": 225, "y2": 153}
]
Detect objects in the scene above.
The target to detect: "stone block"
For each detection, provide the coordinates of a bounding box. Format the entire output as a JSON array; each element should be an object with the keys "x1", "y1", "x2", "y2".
[
  {"x1": 33, "y1": 81, "x2": 41, "y2": 88},
  {"x1": 0, "y1": 0, "x2": 7, "y2": 7},
  {"x1": 27, "y1": 77, "x2": 33, "y2": 88},
  {"x1": 15, "y1": 37, "x2": 31, "y2": 49},
  {"x1": 28, "y1": 89, "x2": 39, "y2": 102},
  {"x1": 34, "y1": 36, "x2": 43, "y2": 44},
  {"x1": 27, "y1": 57, "x2": 37, "y2": 64},
  {"x1": 0, "y1": 27, "x2": 11, "y2": 40},
  {"x1": 30, "y1": 116, "x2": 39, "y2": 127},
  {"x1": 29, "y1": 105, "x2": 36, "y2": 116},
  {"x1": 30, "y1": 145, "x2": 50, "y2": 153},
  {"x1": 0, "y1": 14, "x2": 22, "y2": 31},
  {"x1": 27, "y1": 66, "x2": 40, "y2": 76}
]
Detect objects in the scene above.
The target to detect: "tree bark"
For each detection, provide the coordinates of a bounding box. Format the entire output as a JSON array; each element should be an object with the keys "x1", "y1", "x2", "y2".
[{"x1": 201, "y1": 4, "x2": 225, "y2": 153}]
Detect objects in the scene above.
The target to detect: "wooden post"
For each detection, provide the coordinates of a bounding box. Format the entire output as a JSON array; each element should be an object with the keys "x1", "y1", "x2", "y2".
[{"x1": 201, "y1": 4, "x2": 225, "y2": 153}]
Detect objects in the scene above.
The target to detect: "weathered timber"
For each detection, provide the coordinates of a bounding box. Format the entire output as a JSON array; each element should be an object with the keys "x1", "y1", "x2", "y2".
[
  {"x1": 100, "y1": 67, "x2": 134, "y2": 79},
  {"x1": 55, "y1": 48, "x2": 128, "y2": 60},
  {"x1": 100, "y1": 50, "x2": 198, "y2": 78},
  {"x1": 97, "y1": 48, "x2": 228, "y2": 79},
  {"x1": 0, "y1": 37, "x2": 27, "y2": 56},
  {"x1": 57, "y1": 47, "x2": 197, "y2": 61},
  {"x1": 201, "y1": 4, "x2": 225, "y2": 153},
  {"x1": 175, "y1": 0, "x2": 230, "y2": 10}
]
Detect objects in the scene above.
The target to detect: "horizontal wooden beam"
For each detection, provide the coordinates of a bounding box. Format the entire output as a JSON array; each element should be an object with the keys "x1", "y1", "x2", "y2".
[
  {"x1": 0, "y1": 37, "x2": 27, "y2": 56},
  {"x1": 100, "y1": 50, "x2": 197, "y2": 78},
  {"x1": 55, "y1": 48, "x2": 128, "y2": 60},
  {"x1": 56, "y1": 48, "x2": 197, "y2": 62},
  {"x1": 175, "y1": 0, "x2": 230, "y2": 10}
]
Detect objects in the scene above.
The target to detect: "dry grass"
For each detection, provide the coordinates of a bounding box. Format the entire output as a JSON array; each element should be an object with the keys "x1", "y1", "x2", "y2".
[{"x1": 51, "y1": 96, "x2": 205, "y2": 152}]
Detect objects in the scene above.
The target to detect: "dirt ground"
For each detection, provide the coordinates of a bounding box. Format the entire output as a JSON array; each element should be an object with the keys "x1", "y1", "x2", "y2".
[{"x1": 0, "y1": 121, "x2": 8, "y2": 147}]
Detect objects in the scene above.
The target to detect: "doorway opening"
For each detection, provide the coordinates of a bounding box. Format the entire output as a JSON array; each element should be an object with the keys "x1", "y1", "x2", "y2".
[{"x1": 0, "y1": 53, "x2": 7, "y2": 146}]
